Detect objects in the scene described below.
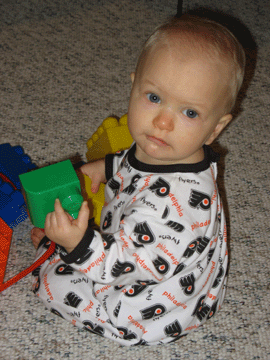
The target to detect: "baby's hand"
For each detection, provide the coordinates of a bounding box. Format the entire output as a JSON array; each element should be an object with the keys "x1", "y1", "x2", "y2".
[
  {"x1": 80, "y1": 159, "x2": 106, "y2": 193},
  {"x1": 45, "y1": 199, "x2": 90, "y2": 253}
]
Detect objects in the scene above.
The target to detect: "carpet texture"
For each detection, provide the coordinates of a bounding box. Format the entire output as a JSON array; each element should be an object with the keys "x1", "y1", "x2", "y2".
[{"x1": 0, "y1": 1, "x2": 269, "y2": 359}]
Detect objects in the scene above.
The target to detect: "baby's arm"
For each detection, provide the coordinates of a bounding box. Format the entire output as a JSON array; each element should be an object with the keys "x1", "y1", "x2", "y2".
[
  {"x1": 44, "y1": 199, "x2": 89, "y2": 253},
  {"x1": 80, "y1": 159, "x2": 106, "y2": 193},
  {"x1": 44, "y1": 158, "x2": 107, "y2": 253}
]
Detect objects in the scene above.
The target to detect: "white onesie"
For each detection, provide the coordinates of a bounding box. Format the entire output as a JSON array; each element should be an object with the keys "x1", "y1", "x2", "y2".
[{"x1": 33, "y1": 144, "x2": 228, "y2": 346}]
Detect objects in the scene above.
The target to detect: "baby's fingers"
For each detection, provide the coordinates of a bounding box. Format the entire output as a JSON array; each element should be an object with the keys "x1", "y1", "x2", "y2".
[
  {"x1": 80, "y1": 163, "x2": 93, "y2": 178},
  {"x1": 54, "y1": 198, "x2": 69, "y2": 227},
  {"x1": 44, "y1": 211, "x2": 52, "y2": 230},
  {"x1": 44, "y1": 210, "x2": 56, "y2": 238},
  {"x1": 76, "y1": 201, "x2": 90, "y2": 231},
  {"x1": 90, "y1": 177, "x2": 101, "y2": 193}
]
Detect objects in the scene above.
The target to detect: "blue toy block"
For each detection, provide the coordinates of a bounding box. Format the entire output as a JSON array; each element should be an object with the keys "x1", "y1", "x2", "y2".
[
  {"x1": 0, "y1": 143, "x2": 36, "y2": 190},
  {"x1": 0, "y1": 177, "x2": 28, "y2": 228}
]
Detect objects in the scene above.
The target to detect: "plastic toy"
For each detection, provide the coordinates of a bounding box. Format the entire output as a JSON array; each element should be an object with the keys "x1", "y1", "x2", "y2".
[
  {"x1": 19, "y1": 160, "x2": 84, "y2": 228},
  {"x1": 0, "y1": 176, "x2": 28, "y2": 228},
  {"x1": 86, "y1": 114, "x2": 133, "y2": 162},
  {"x1": 0, "y1": 143, "x2": 36, "y2": 190},
  {"x1": 0, "y1": 143, "x2": 37, "y2": 228},
  {"x1": 81, "y1": 175, "x2": 105, "y2": 226},
  {"x1": 0, "y1": 228, "x2": 56, "y2": 292},
  {"x1": 0, "y1": 217, "x2": 13, "y2": 285},
  {"x1": 83, "y1": 114, "x2": 134, "y2": 225}
]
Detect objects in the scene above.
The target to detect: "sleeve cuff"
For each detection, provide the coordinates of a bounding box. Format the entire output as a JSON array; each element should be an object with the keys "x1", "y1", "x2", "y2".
[
  {"x1": 60, "y1": 226, "x2": 95, "y2": 264},
  {"x1": 105, "y1": 153, "x2": 115, "y2": 180}
]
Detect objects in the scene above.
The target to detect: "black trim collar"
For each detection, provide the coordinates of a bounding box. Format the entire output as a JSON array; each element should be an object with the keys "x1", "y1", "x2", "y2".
[{"x1": 127, "y1": 144, "x2": 219, "y2": 174}]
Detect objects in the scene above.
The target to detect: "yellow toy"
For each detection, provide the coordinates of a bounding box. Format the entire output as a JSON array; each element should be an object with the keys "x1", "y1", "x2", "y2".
[
  {"x1": 84, "y1": 114, "x2": 133, "y2": 225},
  {"x1": 81, "y1": 175, "x2": 105, "y2": 226},
  {"x1": 86, "y1": 114, "x2": 133, "y2": 162}
]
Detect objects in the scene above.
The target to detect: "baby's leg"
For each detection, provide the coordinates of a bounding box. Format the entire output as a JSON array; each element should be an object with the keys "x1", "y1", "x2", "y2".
[{"x1": 31, "y1": 227, "x2": 45, "y2": 249}]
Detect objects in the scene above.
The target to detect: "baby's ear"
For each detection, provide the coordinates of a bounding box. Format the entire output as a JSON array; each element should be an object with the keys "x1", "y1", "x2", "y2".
[
  {"x1": 130, "y1": 72, "x2": 135, "y2": 84},
  {"x1": 205, "y1": 114, "x2": 233, "y2": 145}
]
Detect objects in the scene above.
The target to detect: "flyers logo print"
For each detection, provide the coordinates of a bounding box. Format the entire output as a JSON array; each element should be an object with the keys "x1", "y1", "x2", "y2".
[
  {"x1": 102, "y1": 211, "x2": 112, "y2": 230},
  {"x1": 149, "y1": 177, "x2": 170, "y2": 197},
  {"x1": 133, "y1": 222, "x2": 155, "y2": 244},
  {"x1": 165, "y1": 220, "x2": 184, "y2": 233},
  {"x1": 173, "y1": 262, "x2": 186, "y2": 275},
  {"x1": 153, "y1": 256, "x2": 169, "y2": 274},
  {"x1": 64, "y1": 292, "x2": 83, "y2": 308},
  {"x1": 102, "y1": 233, "x2": 116, "y2": 250},
  {"x1": 183, "y1": 236, "x2": 210, "y2": 258},
  {"x1": 179, "y1": 273, "x2": 195, "y2": 295},
  {"x1": 197, "y1": 236, "x2": 210, "y2": 254},
  {"x1": 111, "y1": 259, "x2": 135, "y2": 277},
  {"x1": 42, "y1": 239, "x2": 57, "y2": 261},
  {"x1": 133, "y1": 241, "x2": 144, "y2": 248},
  {"x1": 207, "y1": 300, "x2": 218, "y2": 319},
  {"x1": 55, "y1": 264, "x2": 74, "y2": 276},
  {"x1": 207, "y1": 248, "x2": 215, "y2": 264},
  {"x1": 32, "y1": 276, "x2": 40, "y2": 294},
  {"x1": 162, "y1": 206, "x2": 170, "y2": 219},
  {"x1": 125, "y1": 284, "x2": 147, "y2": 297},
  {"x1": 32, "y1": 266, "x2": 41, "y2": 277},
  {"x1": 134, "y1": 339, "x2": 148, "y2": 346},
  {"x1": 140, "y1": 304, "x2": 166, "y2": 320},
  {"x1": 114, "y1": 284, "x2": 125, "y2": 291},
  {"x1": 137, "y1": 279, "x2": 157, "y2": 286},
  {"x1": 51, "y1": 308, "x2": 64, "y2": 318},
  {"x1": 43, "y1": 239, "x2": 52, "y2": 250},
  {"x1": 212, "y1": 265, "x2": 224, "y2": 288},
  {"x1": 113, "y1": 301, "x2": 121, "y2": 317},
  {"x1": 107, "y1": 178, "x2": 121, "y2": 197},
  {"x1": 183, "y1": 239, "x2": 198, "y2": 258},
  {"x1": 115, "y1": 150, "x2": 125, "y2": 157},
  {"x1": 123, "y1": 174, "x2": 142, "y2": 195},
  {"x1": 189, "y1": 190, "x2": 211, "y2": 210},
  {"x1": 117, "y1": 327, "x2": 137, "y2": 340},
  {"x1": 124, "y1": 280, "x2": 157, "y2": 297},
  {"x1": 164, "y1": 319, "x2": 182, "y2": 338},
  {"x1": 83, "y1": 320, "x2": 105, "y2": 336},
  {"x1": 192, "y1": 294, "x2": 211, "y2": 321}
]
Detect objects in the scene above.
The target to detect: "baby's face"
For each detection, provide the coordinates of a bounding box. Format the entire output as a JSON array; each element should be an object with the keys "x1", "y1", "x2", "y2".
[{"x1": 128, "y1": 43, "x2": 232, "y2": 165}]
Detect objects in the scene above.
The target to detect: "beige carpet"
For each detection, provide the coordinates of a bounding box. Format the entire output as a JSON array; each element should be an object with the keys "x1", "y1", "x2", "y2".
[{"x1": 0, "y1": 1, "x2": 269, "y2": 359}]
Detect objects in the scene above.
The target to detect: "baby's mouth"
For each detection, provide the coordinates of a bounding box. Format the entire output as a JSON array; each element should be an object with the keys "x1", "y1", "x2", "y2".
[{"x1": 147, "y1": 135, "x2": 168, "y2": 147}]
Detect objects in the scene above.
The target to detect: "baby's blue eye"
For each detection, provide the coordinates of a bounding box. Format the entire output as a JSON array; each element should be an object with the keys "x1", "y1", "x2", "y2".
[
  {"x1": 183, "y1": 109, "x2": 198, "y2": 119},
  {"x1": 147, "y1": 93, "x2": 161, "y2": 103}
]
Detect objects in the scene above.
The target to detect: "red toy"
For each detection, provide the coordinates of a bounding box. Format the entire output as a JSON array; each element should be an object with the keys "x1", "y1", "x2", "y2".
[
  {"x1": 0, "y1": 217, "x2": 55, "y2": 292},
  {"x1": 0, "y1": 217, "x2": 13, "y2": 285}
]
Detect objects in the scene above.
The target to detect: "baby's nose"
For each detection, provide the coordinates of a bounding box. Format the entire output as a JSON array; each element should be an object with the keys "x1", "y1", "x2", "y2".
[{"x1": 153, "y1": 112, "x2": 174, "y2": 131}]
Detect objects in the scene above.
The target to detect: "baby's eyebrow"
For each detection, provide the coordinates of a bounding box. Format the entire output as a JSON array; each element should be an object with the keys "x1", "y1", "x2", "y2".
[
  {"x1": 141, "y1": 79, "x2": 163, "y2": 93},
  {"x1": 143, "y1": 79, "x2": 155, "y2": 85},
  {"x1": 142, "y1": 79, "x2": 159, "y2": 87}
]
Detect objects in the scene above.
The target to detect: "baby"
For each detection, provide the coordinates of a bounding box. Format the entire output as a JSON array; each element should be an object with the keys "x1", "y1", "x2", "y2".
[{"x1": 31, "y1": 15, "x2": 245, "y2": 346}]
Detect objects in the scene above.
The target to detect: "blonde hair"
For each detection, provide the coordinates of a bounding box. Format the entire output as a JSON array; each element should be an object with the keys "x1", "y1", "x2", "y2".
[{"x1": 136, "y1": 15, "x2": 246, "y2": 112}]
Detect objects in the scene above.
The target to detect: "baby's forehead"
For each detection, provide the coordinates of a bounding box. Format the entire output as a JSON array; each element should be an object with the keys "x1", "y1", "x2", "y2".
[
  {"x1": 141, "y1": 36, "x2": 224, "y2": 74},
  {"x1": 154, "y1": 31, "x2": 225, "y2": 60}
]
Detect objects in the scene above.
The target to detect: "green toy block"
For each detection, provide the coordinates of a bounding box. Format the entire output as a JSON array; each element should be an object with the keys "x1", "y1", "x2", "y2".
[{"x1": 19, "y1": 160, "x2": 83, "y2": 228}]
